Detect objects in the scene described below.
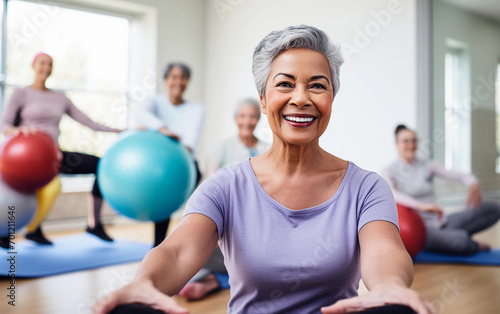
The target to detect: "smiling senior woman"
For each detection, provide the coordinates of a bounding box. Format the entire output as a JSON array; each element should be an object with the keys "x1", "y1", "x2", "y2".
[{"x1": 94, "y1": 25, "x2": 435, "y2": 314}]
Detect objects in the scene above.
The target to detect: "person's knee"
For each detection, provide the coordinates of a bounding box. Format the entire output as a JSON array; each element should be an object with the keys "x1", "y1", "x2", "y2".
[
  {"x1": 448, "y1": 239, "x2": 478, "y2": 255},
  {"x1": 425, "y1": 229, "x2": 477, "y2": 255},
  {"x1": 444, "y1": 229, "x2": 478, "y2": 255},
  {"x1": 480, "y1": 201, "x2": 500, "y2": 221}
]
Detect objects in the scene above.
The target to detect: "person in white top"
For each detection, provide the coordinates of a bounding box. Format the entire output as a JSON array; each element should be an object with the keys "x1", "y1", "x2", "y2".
[
  {"x1": 135, "y1": 62, "x2": 205, "y2": 247},
  {"x1": 384, "y1": 125, "x2": 500, "y2": 255},
  {"x1": 136, "y1": 63, "x2": 205, "y2": 159}
]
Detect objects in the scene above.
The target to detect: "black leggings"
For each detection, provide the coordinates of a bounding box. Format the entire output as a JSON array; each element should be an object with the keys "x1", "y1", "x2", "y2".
[
  {"x1": 60, "y1": 151, "x2": 102, "y2": 198},
  {"x1": 110, "y1": 304, "x2": 416, "y2": 314}
]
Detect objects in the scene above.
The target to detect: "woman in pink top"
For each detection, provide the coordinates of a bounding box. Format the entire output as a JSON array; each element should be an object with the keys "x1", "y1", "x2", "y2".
[{"x1": 0, "y1": 52, "x2": 122, "y2": 245}]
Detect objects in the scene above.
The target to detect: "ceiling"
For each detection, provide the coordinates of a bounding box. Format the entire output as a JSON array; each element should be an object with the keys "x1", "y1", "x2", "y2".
[{"x1": 439, "y1": 0, "x2": 500, "y2": 23}]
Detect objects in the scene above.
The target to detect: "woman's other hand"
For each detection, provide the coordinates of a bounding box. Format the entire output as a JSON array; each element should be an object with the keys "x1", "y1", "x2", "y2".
[
  {"x1": 93, "y1": 279, "x2": 189, "y2": 314},
  {"x1": 466, "y1": 183, "x2": 482, "y2": 210},
  {"x1": 321, "y1": 279, "x2": 436, "y2": 314},
  {"x1": 158, "y1": 127, "x2": 180, "y2": 142},
  {"x1": 418, "y1": 203, "x2": 443, "y2": 220}
]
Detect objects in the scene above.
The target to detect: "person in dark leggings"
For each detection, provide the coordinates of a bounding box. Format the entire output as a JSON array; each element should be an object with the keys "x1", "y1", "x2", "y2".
[
  {"x1": 135, "y1": 62, "x2": 205, "y2": 247},
  {"x1": 384, "y1": 125, "x2": 500, "y2": 255},
  {"x1": 59, "y1": 151, "x2": 114, "y2": 240},
  {"x1": 0, "y1": 52, "x2": 122, "y2": 248}
]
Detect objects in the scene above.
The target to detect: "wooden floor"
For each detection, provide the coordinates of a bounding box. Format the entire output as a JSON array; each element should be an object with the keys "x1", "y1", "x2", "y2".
[{"x1": 1, "y1": 219, "x2": 499, "y2": 314}]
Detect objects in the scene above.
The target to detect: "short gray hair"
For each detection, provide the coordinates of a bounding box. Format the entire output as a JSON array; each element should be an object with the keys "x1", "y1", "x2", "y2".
[
  {"x1": 234, "y1": 98, "x2": 261, "y2": 119},
  {"x1": 163, "y1": 62, "x2": 191, "y2": 80},
  {"x1": 252, "y1": 24, "x2": 343, "y2": 97}
]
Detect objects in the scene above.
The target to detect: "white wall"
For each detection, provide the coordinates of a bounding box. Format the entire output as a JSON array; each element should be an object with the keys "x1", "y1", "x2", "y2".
[
  {"x1": 80, "y1": 0, "x2": 419, "y2": 174},
  {"x1": 124, "y1": 0, "x2": 206, "y2": 102},
  {"x1": 200, "y1": 0, "x2": 417, "y2": 173},
  {"x1": 433, "y1": 1, "x2": 500, "y2": 195},
  {"x1": 58, "y1": 0, "x2": 419, "y2": 175}
]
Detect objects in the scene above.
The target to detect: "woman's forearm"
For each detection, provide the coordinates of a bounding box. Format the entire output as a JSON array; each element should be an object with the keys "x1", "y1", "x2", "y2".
[
  {"x1": 134, "y1": 246, "x2": 194, "y2": 296},
  {"x1": 362, "y1": 247, "x2": 413, "y2": 290},
  {"x1": 359, "y1": 221, "x2": 413, "y2": 290},
  {"x1": 134, "y1": 214, "x2": 219, "y2": 296},
  {"x1": 430, "y1": 161, "x2": 477, "y2": 187}
]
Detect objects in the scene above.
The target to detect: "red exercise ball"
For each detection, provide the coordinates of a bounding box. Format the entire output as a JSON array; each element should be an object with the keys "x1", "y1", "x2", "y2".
[
  {"x1": 0, "y1": 132, "x2": 61, "y2": 191},
  {"x1": 397, "y1": 204, "x2": 427, "y2": 258}
]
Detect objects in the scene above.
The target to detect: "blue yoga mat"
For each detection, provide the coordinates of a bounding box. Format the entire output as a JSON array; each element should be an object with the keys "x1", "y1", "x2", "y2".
[
  {"x1": 0, "y1": 233, "x2": 151, "y2": 277},
  {"x1": 414, "y1": 249, "x2": 500, "y2": 266}
]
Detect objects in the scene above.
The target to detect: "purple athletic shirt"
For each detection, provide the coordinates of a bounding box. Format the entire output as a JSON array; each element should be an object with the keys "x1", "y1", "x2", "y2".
[{"x1": 184, "y1": 159, "x2": 398, "y2": 313}]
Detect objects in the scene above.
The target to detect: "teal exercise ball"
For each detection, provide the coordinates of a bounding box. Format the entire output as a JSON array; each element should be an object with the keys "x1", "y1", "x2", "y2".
[{"x1": 98, "y1": 131, "x2": 196, "y2": 222}]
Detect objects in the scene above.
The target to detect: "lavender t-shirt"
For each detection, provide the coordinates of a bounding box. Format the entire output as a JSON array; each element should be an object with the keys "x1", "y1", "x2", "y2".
[{"x1": 184, "y1": 159, "x2": 398, "y2": 313}]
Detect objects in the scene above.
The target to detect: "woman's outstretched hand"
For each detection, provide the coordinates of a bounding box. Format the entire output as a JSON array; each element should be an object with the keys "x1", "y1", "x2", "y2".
[
  {"x1": 321, "y1": 280, "x2": 436, "y2": 314},
  {"x1": 93, "y1": 280, "x2": 189, "y2": 314},
  {"x1": 5, "y1": 126, "x2": 38, "y2": 137},
  {"x1": 466, "y1": 183, "x2": 482, "y2": 210}
]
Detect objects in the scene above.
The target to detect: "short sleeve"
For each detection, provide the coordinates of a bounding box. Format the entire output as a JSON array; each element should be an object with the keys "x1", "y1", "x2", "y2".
[
  {"x1": 183, "y1": 169, "x2": 228, "y2": 239},
  {"x1": 357, "y1": 172, "x2": 399, "y2": 232}
]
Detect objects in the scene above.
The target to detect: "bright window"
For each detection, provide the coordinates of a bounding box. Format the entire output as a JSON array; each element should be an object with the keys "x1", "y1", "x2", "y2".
[
  {"x1": 4, "y1": 0, "x2": 129, "y2": 156},
  {"x1": 444, "y1": 43, "x2": 470, "y2": 172}
]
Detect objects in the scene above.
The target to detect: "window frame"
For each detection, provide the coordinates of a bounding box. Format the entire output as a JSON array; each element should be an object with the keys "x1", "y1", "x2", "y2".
[
  {"x1": 0, "y1": 0, "x2": 158, "y2": 192},
  {"x1": 0, "y1": 0, "x2": 158, "y2": 113},
  {"x1": 443, "y1": 38, "x2": 471, "y2": 173}
]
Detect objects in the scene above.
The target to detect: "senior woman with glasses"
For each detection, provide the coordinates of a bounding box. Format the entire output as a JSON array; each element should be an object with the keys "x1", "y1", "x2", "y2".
[{"x1": 95, "y1": 25, "x2": 434, "y2": 314}]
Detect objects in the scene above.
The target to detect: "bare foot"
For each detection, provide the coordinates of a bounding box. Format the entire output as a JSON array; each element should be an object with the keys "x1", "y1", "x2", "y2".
[
  {"x1": 477, "y1": 241, "x2": 492, "y2": 252},
  {"x1": 178, "y1": 274, "x2": 220, "y2": 301}
]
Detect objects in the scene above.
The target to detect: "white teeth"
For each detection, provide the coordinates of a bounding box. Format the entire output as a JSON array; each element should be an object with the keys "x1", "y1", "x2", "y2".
[{"x1": 284, "y1": 116, "x2": 314, "y2": 123}]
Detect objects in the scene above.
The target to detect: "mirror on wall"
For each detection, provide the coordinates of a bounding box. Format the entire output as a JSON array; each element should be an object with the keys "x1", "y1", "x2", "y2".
[{"x1": 432, "y1": 0, "x2": 500, "y2": 203}]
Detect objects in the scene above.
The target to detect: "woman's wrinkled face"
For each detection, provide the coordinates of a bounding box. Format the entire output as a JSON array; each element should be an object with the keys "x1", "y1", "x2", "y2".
[
  {"x1": 396, "y1": 129, "x2": 418, "y2": 161},
  {"x1": 235, "y1": 104, "x2": 260, "y2": 138},
  {"x1": 33, "y1": 54, "x2": 53, "y2": 81},
  {"x1": 260, "y1": 48, "x2": 334, "y2": 146},
  {"x1": 165, "y1": 66, "x2": 189, "y2": 99}
]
